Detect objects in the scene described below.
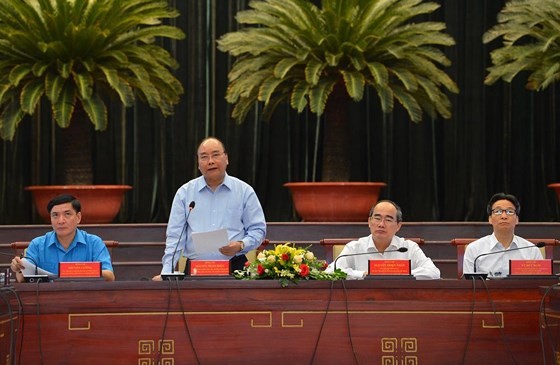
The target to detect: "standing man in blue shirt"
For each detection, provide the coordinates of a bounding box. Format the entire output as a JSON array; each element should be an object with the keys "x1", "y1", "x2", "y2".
[
  {"x1": 10, "y1": 194, "x2": 115, "y2": 282},
  {"x1": 154, "y1": 137, "x2": 266, "y2": 279}
]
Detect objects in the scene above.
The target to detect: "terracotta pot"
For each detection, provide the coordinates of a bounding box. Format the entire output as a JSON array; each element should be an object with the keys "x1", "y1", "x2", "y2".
[
  {"x1": 25, "y1": 185, "x2": 132, "y2": 224},
  {"x1": 548, "y1": 183, "x2": 560, "y2": 204},
  {"x1": 283, "y1": 182, "x2": 386, "y2": 222}
]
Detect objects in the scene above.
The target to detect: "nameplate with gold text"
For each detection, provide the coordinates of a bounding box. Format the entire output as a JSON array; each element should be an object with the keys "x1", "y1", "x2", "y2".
[
  {"x1": 189, "y1": 260, "x2": 230, "y2": 276},
  {"x1": 59, "y1": 262, "x2": 102, "y2": 278},
  {"x1": 368, "y1": 259, "x2": 411, "y2": 275},
  {"x1": 509, "y1": 259, "x2": 552, "y2": 276}
]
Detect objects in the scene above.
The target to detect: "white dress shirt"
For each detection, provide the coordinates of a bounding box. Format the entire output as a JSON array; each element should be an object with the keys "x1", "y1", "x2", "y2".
[
  {"x1": 463, "y1": 233, "x2": 543, "y2": 278},
  {"x1": 325, "y1": 235, "x2": 440, "y2": 280}
]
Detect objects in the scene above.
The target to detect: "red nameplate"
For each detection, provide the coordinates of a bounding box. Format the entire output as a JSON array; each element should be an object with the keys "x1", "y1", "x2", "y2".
[
  {"x1": 189, "y1": 260, "x2": 230, "y2": 276},
  {"x1": 368, "y1": 259, "x2": 411, "y2": 275},
  {"x1": 509, "y1": 259, "x2": 553, "y2": 275},
  {"x1": 59, "y1": 262, "x2": 101, "y2": 278}
]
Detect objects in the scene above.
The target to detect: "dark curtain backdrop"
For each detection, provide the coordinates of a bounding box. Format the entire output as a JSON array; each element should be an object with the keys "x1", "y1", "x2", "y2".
[{"x1": 0, "y1": 0, "x2": 558, "y2": 224}]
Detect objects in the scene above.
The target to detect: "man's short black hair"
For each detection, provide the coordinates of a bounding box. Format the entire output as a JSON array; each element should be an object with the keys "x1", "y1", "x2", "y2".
[
  {"x1": 486, "y1": 193, "x2": 520, "y2": 216},
  {"x1": 47, "y1": 194, "x2": 81, "y2": 214}
]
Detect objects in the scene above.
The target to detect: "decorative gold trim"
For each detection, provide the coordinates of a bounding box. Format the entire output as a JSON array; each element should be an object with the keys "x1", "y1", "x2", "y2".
[
  {"x1": 68, "y1": 311, "x2": 272, "y2": 330},
  {"x1": 281, "y1": 310, "x2": 504, "y2": 329},
  {"x1": 66, "y1": 310, "x2": 504, "y2": 331},
  {"x1": 381, "y1": 338, "x2": 418, "y2": 365},
  {"x1": 482, "y1": 312, "x2": 504, "y2": 329}
]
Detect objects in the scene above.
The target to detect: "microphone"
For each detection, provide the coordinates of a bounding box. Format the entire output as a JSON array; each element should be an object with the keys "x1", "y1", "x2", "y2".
[
  {"x1": 20, "y1": 256, "x2": 49, "y2": 283},
  {"x1": 0, "y1": 252, "x2": 49, "y2": 283},
  {"x1": 162, "y1": 200, "x2": 195, "y2": 281},
  {"x1": 469, "y1": 241, "x2": 546, "y2": 279},
  {"x1": 333, "y1": 247, "x2": 408, "y2": 271}
]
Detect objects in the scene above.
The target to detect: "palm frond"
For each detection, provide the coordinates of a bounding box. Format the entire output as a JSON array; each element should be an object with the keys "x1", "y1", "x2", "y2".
[
  {"x1": 218, "y1": 0, "x2": 458, "y2": 123},
  {"x1": 484, "y1": 0, "x2": 560, "y2": 90},
  {"x1": 0, "y1": 0, "x2": 185, "y2": 141}
]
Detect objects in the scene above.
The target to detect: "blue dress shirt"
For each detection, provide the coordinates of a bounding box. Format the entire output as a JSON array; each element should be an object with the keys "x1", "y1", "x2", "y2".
[
  {"x1": 25, "y1": 228, "x2": 114, "y2": 275},
  {"x1": 161, "y1": 173, "x2": 266, "y2": 273}
]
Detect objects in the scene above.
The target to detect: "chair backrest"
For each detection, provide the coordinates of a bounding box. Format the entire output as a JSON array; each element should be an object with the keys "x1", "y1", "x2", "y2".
[
  {"x1": 320, "y1": 237, "x2": 425, "y2": 263},
  {"x1": 11, "y1": 240, "x2": 119, "y2": 258},
  {"x1": 451, "y1": 238, "x2": 558, "y2": 278}
]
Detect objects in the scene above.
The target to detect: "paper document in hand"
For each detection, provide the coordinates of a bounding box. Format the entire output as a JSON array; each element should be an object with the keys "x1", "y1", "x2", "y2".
[
  {"x1": 191, "y1": 228, "x2": 229, "y2": 254},
  {"x1": 21, "y1": 258, "x2": 57, "y2": 279}
]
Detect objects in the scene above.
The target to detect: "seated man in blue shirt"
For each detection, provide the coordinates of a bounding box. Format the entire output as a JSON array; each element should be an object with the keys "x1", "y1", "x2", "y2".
[
  {"x1": 154, "y1": 137, "x2": 266, "y2": 279},
  {"x1": 10, "y1": 194, "x2": 115, "y2": 282}
]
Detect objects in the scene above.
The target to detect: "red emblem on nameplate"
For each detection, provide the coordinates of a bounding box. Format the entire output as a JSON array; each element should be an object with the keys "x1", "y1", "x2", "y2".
[
  {"x1": 509, "y1": 259, "x2": 553, "y2": 276},
  {"x1": 189, "y1": 260, "x2": 230, "y2": 276},
  {"x1": 59, "y1": 262, "x2": 102, "y2": 278},
  {"x1": 368, "y1": 260, "x2": 411, "y2": 275}
]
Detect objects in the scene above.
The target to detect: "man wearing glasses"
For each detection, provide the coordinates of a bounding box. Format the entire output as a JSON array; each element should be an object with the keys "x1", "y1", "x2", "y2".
[
  {"x1": 463, "y1": 193, "x2": 543, "y2": 277},
  {"x1": 325, "y1": 200, "x2": 440, "y2": 280},
  {"x1": 154, "y1": 137, "x2": 266, "y2": 279}
]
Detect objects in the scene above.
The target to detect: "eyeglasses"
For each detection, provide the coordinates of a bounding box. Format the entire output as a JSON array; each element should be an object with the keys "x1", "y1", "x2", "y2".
[
  {"x1": 491, "y1": 208, "x2": 516, "y2": 216},
  {"x1": 370, "y1": 215, "x2": 396, "y2": 224},
  {"x1": 198, "y1": 152, "x2": 225, "y2": 162}
]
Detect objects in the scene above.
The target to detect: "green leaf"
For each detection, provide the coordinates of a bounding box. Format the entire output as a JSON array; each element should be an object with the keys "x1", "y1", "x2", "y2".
[
  {"x1": 45, "y1": 73, "x2": 65, "y2": 103},
  {"x1": 258, "y1": 76, "x2": 284, "y2": 104},
  {"x1": 309, "y1": 79, "x2": 336, "y2": 115},
  {"x1": 290, "y1": 81, "x2": 310, "y2": 113},
  {"x1": 98, "y1": 65, "x2": 134, "y2": 106},
  {"x1": 52, "y1": 82, "x2": 76, "y2": 128},
  {"x1": 74, "y1": 73, "x2": 93, "y2": 100},
  {"x1": 0, "y1": 98, "x2": 26, "y2": 141},
  {"x1": 20, "y1": 79, "x2": 44, "y2": 114},
  {"x1": 9, "y1": 64, "x2": 32, "y2": 87},
  {"x1": 393, "y1": 85, "x2": 422, "y2": 122},
  {"x1": 305, "y1": 59, "x2": 326, "y2": 86},
  {"x1": 340, "y1": 70, "x2": 365, "y2": 100},
  {"x1": 81, "y1": 92, "x2": 108, "y2": 131}
]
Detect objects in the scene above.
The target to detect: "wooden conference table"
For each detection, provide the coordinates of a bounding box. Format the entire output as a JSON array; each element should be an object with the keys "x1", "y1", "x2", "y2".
[{"x1": 0, "y1": 278, "x2": 557, "y2": 365}]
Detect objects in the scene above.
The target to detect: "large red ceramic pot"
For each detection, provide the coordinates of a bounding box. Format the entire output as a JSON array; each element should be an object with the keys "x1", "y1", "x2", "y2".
[
  {"x1": 25, "y1": 185, "x2": 132, "y2": 224},
  {"x1": 548, "y1": 183, "x2": 560, "y2": 205},
  {"x1": 283, "y1": 182, "x2": 386, "y2": 222}
]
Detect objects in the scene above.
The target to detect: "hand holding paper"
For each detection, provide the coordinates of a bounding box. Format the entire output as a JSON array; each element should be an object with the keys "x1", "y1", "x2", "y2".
[
  {"x1": 191, "y1": 228, "x2": 229, "y2": 255},
  {"x1": 21, "y1": 257, "x2": 57, "y2": 279}
]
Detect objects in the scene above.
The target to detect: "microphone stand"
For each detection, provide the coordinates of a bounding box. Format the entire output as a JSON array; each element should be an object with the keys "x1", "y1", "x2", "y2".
[
  {"x1": 0, "y1": 252, "x2": 49, "y2": 283},
  {"x1": 162, "y1": 201, "x2": 195, "y2": 281},
  {"x1": 21, "y1": 257, "x2": 49, "y2": 283},
  {"x1": 333, "y1": 247, "x2": 409, "y2": 273},
  {"x1": 465, "y1": 241, "x2": 546, "y2": 280}
]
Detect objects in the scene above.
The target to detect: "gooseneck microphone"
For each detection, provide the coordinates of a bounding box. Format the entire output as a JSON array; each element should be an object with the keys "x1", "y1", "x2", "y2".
[
  {"x1": 333, "y1": 247, "x2": 408, "y2": 271},
  {"x1": 162, "y1": 200, "x2": 195, "y2": 281},
  {"x1": 20, "y1": 256, "x2": 50, "y2": 283},
  {"x1": 0, "y1": 252, "x2": 49, "y2": 283},
  {"x1": 472, "y1": 241, "x2": 545, "y2": 274}
]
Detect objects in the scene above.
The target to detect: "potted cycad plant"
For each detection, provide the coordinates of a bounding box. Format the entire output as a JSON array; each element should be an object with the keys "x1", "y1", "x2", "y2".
[
  {"x1": 0, "y1": 0, "x2": 185, "y2": 223},
  {"x1": 217, "y1": 0, "x2": 458, "y2": 221},
  {"x1": 482, "y1": 0, "x2": 560, "y2": 206}
]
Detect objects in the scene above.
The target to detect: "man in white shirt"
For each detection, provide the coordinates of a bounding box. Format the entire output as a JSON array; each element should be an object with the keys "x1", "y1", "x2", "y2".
[
  {"x1": 326, "y1": 200, "x2": 440, "y2": 280},
  {"x1": 463, "y1": 193, "x2": 543, "y2": 278}
]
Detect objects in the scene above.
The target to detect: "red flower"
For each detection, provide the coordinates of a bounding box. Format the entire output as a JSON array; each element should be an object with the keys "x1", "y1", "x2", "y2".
[
  {"x1": 257, "y1": 264, "x2": 265, "y2": 276},
  {"x1": 244, "y1": 261, "x2": 250, "y2": 267},
  {"x1": 281, "y1": 253, "x2": 290, "y2": 261},
  {"x1": 299, "y1": 264, "x2": 310, "y2": 277},
  {"x1": 322, "y1": 262, "x2": 328, "y2": 270}
]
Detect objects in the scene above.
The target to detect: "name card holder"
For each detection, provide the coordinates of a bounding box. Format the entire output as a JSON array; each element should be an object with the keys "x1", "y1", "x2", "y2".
[
  {"x1": 507, "y1": 259, "x2": 557, "y2": 279},
  {"x1": 186, "y1": 260, "x2": 232, "y2": 278},
  {"x1": 58, "y1": 262, "x2": 102, "y2": 280},
  {"x1": 366, "y1": 259, "x2": 414, "y2": 280}
]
